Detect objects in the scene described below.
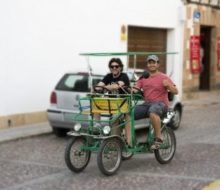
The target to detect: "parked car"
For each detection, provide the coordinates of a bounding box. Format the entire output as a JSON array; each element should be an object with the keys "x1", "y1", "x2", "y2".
[
  {"x1": 47, "y1": 72, "x2": 103, "y2": 136},
  {"x1": 47, "y1": 71, "x2": 183, "y2": 137}
]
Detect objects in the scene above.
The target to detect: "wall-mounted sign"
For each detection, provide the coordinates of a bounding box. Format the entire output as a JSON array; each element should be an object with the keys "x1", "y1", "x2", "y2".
[
  {"x1": 190, "y1": 35, "x2": 201, "y2": 73},
  {"x1": 217, "y1": 37, "x2": 220, "y2": 71},
  {"x1": 120, "y1": 25, "x2": 127, "y2": 41},
  {"x1": 193, "y1": 11, "x2": 201, "y2": 22}
]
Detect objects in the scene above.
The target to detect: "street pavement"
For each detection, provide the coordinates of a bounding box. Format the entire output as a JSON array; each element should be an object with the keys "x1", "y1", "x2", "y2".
[{"x1": 0, "y1": 90, "x2": 220, "y2": 190}]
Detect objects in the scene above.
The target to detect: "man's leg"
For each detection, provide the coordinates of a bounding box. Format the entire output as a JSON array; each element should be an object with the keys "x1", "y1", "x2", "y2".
[
  {"x1": 93, "y1": 113, "x2": 100, "y2": 120},
  {"x1": 149, "y1": 112, "x2": 161, "y2": 139},
  {"x1": 93, "y1": 113, "x2": 101, "y2": 128},
  {"x1": 124, "y1": 114, "x2": 131, "y2": 146},
  {"x1": 149, "y1": 112, "x2": 163, "y2": 150},
  {"x1": 111, "y1": 119, "x2": 121, "y2": 135},
  {"x1": 149, "y1": 102, "x2": 166, "y2": 149}
]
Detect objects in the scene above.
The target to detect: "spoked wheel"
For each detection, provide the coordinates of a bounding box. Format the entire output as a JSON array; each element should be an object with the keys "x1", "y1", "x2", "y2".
[
  {"x1": 122, "y1": 149, "x2": 134, "y2": 160},
  {"x1": 154, "y1": 127, "x2": 176, "y2": 164},
  {"x1": 122, "y1": 151, "x2": 133, "y2": 160},
  {"x1": 97, "y1": 138, "x2": 122, "y2": 176},
  {"x1": 65, "y1": 136, "x2": 91, "y2": 173}
]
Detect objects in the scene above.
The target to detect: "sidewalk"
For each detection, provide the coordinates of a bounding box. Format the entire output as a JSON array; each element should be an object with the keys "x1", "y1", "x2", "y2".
[
  {"x1": 183, "y1": 90, "x2": 220, "y2": 109},
  {"x1": 0, "y1": 122, "x2": 52, "y2": 143}
]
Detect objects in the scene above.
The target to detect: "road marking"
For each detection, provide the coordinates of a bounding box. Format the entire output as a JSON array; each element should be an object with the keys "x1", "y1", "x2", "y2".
[
  {"x1": 0, "y1": 171, "x2": 68, "y2": 190},
  {"x1": 202, "y1": 180, "x2": 220, "y2": 190},
  {"x1": 0, "y1": 159, "x2": 65, "y2": 169},
  {"x1": 124, "y1": 171, "x2": 217, "y2": 182}
]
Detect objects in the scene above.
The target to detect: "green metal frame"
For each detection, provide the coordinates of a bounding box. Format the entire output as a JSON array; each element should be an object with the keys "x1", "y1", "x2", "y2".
[
  {"x1": 74, "y1": 94, "x2": 135, "y2": 133},
  {"x1": 79, "y1": 51, "x2": 178, "y2": 56},
  {"x1": 68, "y1": 51, "x2": 177, "y2": 153},
  {"x1": 79, "y1": 51, "x2": 178, "y2": 78},
  {"x1": 68, "y1": 92, "x2": 172, "y2": 154}
]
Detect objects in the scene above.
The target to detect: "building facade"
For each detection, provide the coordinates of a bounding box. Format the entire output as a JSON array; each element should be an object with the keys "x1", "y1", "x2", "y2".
[
  {"x1": 0, "y1": 0, "x2": 219, "y2": 128},
  {"x1": 182, "y1": 1, "x2": 220, "y2": 99}
]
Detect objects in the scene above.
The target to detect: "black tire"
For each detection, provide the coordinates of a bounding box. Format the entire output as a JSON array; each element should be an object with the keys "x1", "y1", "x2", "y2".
[
  {"x1": 65, "y1": 137, "x2": 91, "y2": 173},
  {"x1": 168, "y1": 107, "x2": 182, "y2": 130},
  {"x1": 154, "y1": 127, "x2": 176, "y2": 164},
  {"x1": 52, "y1": 127, "x2": 68, "y2": 137},
  {"x1": 97, "y1": 138, "x2": 122, "y2": 176},
  {"x1": 122, "y1": 151, "x2": 134, "y2": 160}
]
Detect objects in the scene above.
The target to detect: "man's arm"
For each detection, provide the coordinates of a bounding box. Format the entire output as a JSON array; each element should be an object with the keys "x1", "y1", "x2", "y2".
[
  {"x1": 94, "y1": 81, "x2": 105, "y2": 91},
  {"x1": 132, "y1": 80, "x2": 142, "y2": 93},
  {"x1": 105, "y1": 80, "x2": 126, "y2": 91},
  {"x1": 106, "y1": 73, "x2": 129, "y2": 91},
  {"x1": 163, "y1": 80, "x2": 178, "y2": 94}
]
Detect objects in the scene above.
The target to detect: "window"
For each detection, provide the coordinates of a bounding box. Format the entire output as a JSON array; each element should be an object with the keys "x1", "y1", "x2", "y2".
[{"x1": 56, "y1": 73, "x2": 103, "y2": 92}]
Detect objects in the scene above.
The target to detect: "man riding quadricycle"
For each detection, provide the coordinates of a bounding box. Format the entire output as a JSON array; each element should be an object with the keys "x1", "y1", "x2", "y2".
[{"x1": 64, "y1": 52, "x2": 178, "y2": 176}]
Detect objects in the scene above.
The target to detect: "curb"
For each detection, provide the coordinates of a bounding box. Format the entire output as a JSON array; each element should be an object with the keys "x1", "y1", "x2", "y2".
[{"x1": 0, "y1": 122, "x2": 52, "y2": 143}]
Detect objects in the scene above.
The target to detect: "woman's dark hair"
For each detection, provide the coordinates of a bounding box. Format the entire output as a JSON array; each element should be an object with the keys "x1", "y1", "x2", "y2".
[{"x1": 108, "y1": 58, "x2": 124, "y2": 71}]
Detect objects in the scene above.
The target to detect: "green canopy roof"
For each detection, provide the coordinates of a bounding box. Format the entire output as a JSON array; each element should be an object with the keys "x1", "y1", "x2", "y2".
[{"x1": 79, "y1": 52, "x2": 178, "y2": 56}]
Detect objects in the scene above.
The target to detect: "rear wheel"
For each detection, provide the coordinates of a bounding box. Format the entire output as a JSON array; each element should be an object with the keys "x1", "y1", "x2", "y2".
[
  {"x1": 154, "y1": 127, "x2": 176, "y2": 164},
  {"x1": 122, "y1": 151, "x2": 134, "y2": 160},
  {"x1": 97, "y1": 138, "x2": 122, "y2": 176},
  {"x1": 65, "y1": 137, "x2": 91, "y2": 173}
]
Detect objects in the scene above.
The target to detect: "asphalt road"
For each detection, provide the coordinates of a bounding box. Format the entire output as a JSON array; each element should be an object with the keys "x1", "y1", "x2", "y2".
[{"x1": 0, "y1": 92, "x2": 220, "y2": 190}]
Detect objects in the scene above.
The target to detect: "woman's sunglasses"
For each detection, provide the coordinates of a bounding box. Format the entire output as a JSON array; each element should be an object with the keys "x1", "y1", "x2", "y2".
[{"x1": 110, "y1": 65, "x2": 119, "y2": 69}]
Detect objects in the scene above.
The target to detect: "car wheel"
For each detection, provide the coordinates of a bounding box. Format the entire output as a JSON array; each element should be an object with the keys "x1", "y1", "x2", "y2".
[
  {"x1": 168, "y1": 107, "x2": 182, "y2": 130},
  {"x1": 52, "y1": 127, "x2": 68, "y2": 137}
]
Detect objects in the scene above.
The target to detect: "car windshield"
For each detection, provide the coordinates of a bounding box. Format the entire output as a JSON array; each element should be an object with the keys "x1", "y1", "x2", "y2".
[{"x1": 56, "y1": 73, "x2": 102, "y2": 92}]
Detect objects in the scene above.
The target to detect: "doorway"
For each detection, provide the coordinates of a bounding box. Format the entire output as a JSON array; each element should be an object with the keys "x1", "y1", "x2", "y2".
[
  {"x1": 199, "y1": 26, "x2": 211, "y2": 90},
  {"x1": 127, "y1": 26, "x2": 167, "y2": 73}
]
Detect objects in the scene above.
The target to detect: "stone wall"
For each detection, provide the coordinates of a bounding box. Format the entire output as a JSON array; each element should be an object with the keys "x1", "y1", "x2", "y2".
[{"x1": 183, "y1": 4, "x2": 220, "y2": 99}]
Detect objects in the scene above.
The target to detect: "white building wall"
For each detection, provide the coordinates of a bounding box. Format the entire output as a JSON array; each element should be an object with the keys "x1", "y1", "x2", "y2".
[{"x1": 0, "y1": 0, "x2": 184, "y2": 115}]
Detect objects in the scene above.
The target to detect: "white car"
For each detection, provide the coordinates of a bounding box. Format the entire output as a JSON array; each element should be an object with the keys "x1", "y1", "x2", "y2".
[
  {"x1": 47, "y1": 72, "x2": 103, "y2": 136},
  {"x1": 47, "y1": 71, "x2": 183, "y2": 137}
]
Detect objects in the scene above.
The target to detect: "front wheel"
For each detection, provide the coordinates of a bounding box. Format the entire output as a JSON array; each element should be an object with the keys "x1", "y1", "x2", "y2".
[
  {"x1": 97, "y1": 138, "x2": 122, "y2": 176},
  {"x1": 65, "y1": 136, "x2": 91, "y2": 173},
  {"x1": 154, "y1": 127, "x2": 176, "y2": 164}
]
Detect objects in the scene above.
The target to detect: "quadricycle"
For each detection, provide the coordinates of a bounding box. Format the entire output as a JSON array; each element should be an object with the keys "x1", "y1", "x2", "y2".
[{"x1": 64, "y1": 52, "x2": 177, "y2": 176}]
